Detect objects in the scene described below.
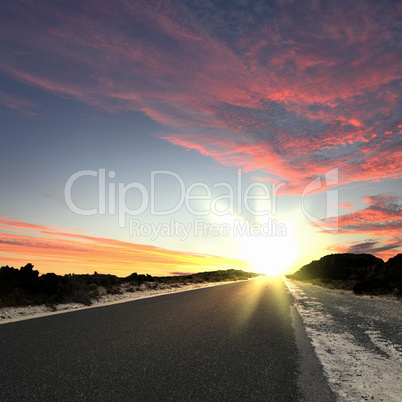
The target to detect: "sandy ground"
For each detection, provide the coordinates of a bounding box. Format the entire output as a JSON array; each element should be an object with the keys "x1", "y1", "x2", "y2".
[
  {"x1": 286, "y1": 280, "x2": 402, "y2": 402},
  {"x1": 0, "y1": 281, "x2": 238, "y2": 325}
]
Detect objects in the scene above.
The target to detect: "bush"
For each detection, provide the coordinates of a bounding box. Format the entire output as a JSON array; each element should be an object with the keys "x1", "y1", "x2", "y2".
[
  {"x1": 72, "y1": 289, "x2": 92, "y2": 306},
  {"x1": 0, "y1": 265, "x2": 261, "y2": 307},
  {"x1": 288, "y1": 253, "x2": 402, "y2": 296}
]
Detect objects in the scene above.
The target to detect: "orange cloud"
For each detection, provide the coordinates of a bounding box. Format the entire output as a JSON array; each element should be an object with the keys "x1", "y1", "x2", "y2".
[{"x1": 0, "y1": 218, "x2": 250, "y2": 276}]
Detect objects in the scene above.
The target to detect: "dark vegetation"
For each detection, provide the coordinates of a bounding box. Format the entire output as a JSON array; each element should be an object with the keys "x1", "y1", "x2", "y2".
[
  {"x1": 0, "y1": 264, "x2": 260, "y2": 308},
  {"x1": 286, "y1": 253, "x2": 402, "y2": 297}
]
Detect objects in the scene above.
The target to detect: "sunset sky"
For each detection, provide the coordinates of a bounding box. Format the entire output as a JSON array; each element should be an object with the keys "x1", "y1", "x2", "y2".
[{"x1": 1, "y1": 0, "x2": 401, "y2": 277}]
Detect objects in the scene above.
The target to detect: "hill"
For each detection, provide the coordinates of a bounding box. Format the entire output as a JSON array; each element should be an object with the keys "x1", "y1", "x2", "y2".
[{"x1": 286, "y1": 253, "x2": 402, "y2": 296}]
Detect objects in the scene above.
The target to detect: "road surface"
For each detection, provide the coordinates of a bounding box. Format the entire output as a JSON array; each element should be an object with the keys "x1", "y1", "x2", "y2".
[{"x1": 0, "y1": 277, "x2": 334, "y2": 401}]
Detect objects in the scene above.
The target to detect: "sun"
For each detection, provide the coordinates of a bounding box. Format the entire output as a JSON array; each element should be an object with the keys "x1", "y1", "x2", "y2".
[
  {"x1": 240, "y1": 234, "x2": 298, "y2": 276},
  {"x1": 214, "y1": 214, "x2": 299, "y2": 276}
]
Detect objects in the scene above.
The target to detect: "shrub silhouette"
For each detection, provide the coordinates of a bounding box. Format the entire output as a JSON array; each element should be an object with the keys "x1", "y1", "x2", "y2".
[
  {"x1": 72, "y1": 289, "x2": 92, "y2": 306},
  {"x1": 0, "y1": 265, "x2": 261, "y2": 307},
  {"x1": 288, "y1": 253, "x2": 384, "y2": 281},
  {"x1": 287, "y1": 253, "x2": 401, "y2": 296}
]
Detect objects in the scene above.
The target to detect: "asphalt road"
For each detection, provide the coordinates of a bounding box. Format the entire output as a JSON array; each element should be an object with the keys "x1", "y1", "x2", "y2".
[{"x1": 0, "y1": 277, "x2": 334, "y2": 401}]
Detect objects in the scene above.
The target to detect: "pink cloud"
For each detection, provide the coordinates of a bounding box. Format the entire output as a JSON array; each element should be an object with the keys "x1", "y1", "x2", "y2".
[
  {"x1": 0, "y1": 90, "x2": 40, "y2": 117},
  {"x1": 336, "y1": 195, "x2": 402, "y2": 236},
  {"x1": 340, "y1": 203, "x2": 356, "y2": 211},
  {"x1": 0, "y1": 0, "x2": 400, "y2": 192},
  {"x1": 320, "y1": 195, "x2": 402, "y2": 258},
  {"x1": 0, "y1": 216, "x2": 87, "y2": 234}
]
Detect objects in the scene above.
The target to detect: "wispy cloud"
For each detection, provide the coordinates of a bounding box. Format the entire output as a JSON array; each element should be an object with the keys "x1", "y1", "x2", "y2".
[
  {"x1": 336, "y1": 194, "x2": 402, "y2": 237},
  {"x1": 340, "y1": 203, "x2": 356, "y2": 211},
  {"x1": 327, "y1": 239, "x2": 402, "y2": 262},
  {"x1": 325, "y1": 194, "x2": 402, "y2": 260},
  {"x1": 0, "y1": 90, "x2": 40, "y2": 117},
  {"x1": 0, "y1": 0, "x2": 400, "y2": 191},
  {"x1": 0, "y1": 217, "x2": 250, "y2": 276}
]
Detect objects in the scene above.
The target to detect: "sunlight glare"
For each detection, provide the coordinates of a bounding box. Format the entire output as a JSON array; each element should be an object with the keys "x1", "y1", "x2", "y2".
[
  {"x1": 214, "y1": 213, "x2": 299, "y2": 276},
  {"x1": 240, "y1": 234, "x2": 298, "y2": 276}
]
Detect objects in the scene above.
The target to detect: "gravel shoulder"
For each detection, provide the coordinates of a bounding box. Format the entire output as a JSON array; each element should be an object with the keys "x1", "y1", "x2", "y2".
[{"x1": 286, "y1": 280, "x2": 402, "y2": 401}]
